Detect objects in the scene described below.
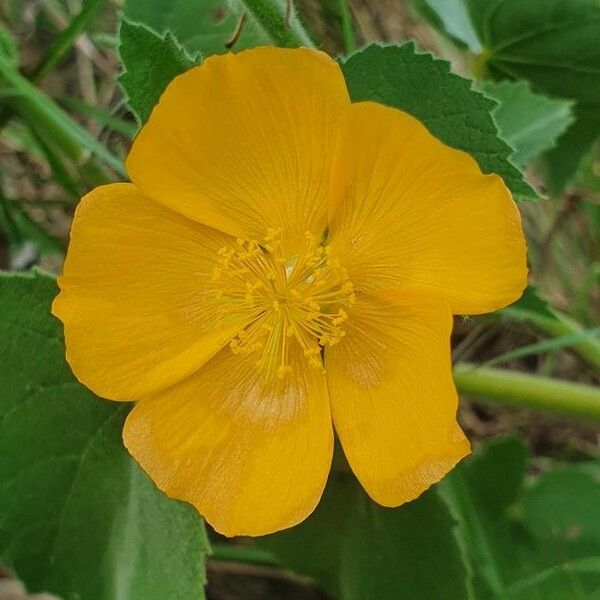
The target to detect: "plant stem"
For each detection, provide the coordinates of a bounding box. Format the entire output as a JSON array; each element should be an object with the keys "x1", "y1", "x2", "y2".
[
  {"x1": 503, "y1": 305, "x2": 600, "y2": 372},
  {"x1": 454, "y1": 363, "x2": 600, "y2": 421},
  {"x1": 337, "y1": 0, "x2": 356, "y2": 55},
  {"x1": 239, "y1": 0, "x2": 315, "y2": 48}
]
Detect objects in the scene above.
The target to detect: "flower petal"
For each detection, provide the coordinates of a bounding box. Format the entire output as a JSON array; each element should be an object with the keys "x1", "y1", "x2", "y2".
[
  {"x1": 126, "y1": 47, "x2": 350, "y2": 243},
  {"x1": 53, "y1": 183, "x2": 241, "y2": 400},
  {"x1": 326, "y1": 289, "x2": 470, "y2": 507},
  {"x1": 123, "y1": 342, "x2": 333, "y2": 537},
  {"x1": 329, "y1": 101, "x2": 528, "y2": 315}
]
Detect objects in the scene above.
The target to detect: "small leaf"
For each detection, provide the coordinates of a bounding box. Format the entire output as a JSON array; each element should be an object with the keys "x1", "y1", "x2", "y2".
[
  {"x1": 480, "y1": 80, "x2": 574, "y2": 168},
  {"x1": 503, "y1": 285, "x2": 557, "y2": 322},
  {"x1": 0, "y1": 271, "x2": 210, "y2": 600},
  {"x1": 341, "y1": 43, "x2": 537, "y2": 201},
  {"x1": 118, "y1": 18, "x2": 198, "y2": 127}
]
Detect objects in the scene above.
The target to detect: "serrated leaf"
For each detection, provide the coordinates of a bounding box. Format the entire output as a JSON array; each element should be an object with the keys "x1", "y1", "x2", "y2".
[
  {"x1": 118, "y1": 18, "x2": 198, "y2": 126},
  {"x1": 340, "y1": 488, "x2": 470, "y2": 600},
  {"x1": 417, "y1": 0, "x2": 600, "y2": 195},
  {"x1": 469, "y1": 0, "x2": 600, "y2": 195},
  {"x1": 0, "y1": 271, "x2": 210, "y2": 600},
  {"x1": 122, "y1": 0, "x2": 269, "y2": 57},
  {"x1": 341, "y1": 43, "x2": 537, "y2": 201},
  {"x1": 479, "y1": 80, "x2": 574, "y2": 167}
]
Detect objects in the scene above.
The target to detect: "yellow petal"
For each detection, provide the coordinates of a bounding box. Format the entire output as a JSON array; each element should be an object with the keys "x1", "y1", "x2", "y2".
[
  {"x1": 123, "y1": 342, "x2": 333, "y2": 537},
  {"x1": 329, "y1": 101, "x2": 528, "y2": 315},
  {"x1": 53, "y1": 183, "x2": 240, "y2": 400},
  {"x1": 326, "y1": 289, "x2": 470, "y2": 507},
  {"x1": 126, "y1": 47, "x2": 350, "y2": 243}
]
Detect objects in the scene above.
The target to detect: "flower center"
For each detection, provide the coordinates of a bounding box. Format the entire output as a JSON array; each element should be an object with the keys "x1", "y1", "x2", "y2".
[{"x1": 211, "y1": 229, "x2": 355, "y2": 381}]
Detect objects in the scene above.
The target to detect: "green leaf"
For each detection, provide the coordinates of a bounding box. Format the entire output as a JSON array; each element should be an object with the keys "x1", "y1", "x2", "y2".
[
  {"x1": 341, "y1": 43, "x2": 537, "y2": 201},
  {"x1": 122, "y1": 0, "x2": 269, "y2": 56},
  {"x1": 118, "y1": 18, "x2": 198, "y2": 127},
  {"x1": 504, "y1": 285, "x2": 556, "y2": 322},
  {"x1": 255, "y1": 469, "x2": 469, "y2": 599},
  {"x1": 0, "y1": 271, "x2": 210, "y2": 600},
  {"x1": 254, "y1": 472, "x2": 355, "y2": 597},
  {"x1": 418, "y1": 0, "x2": 600, "y2": 194},
  {"x1": 440, "y1": 437, "x2": 527, "y2": 599},
  {"x1": 468, "y1": 0, "x2": 600, "y2": 108},
  {"x1": 540, "y1": 106, "x2": 600, "y2": 196},
  {"x1": 522, "y1": 463, "x2": 600, "y2": 542},
  {"x1": 340, "y1": 488, "x2": 469, "y2": 600},
  {"x1": 479, "y1": 80, "x2": 574, "y2": 168},
  {"x1": 411, "y1": 0, "x2": 481, "y2": 51},
  {"x1": 439, "y1": 436, "x2": 600, "y2": 599},
  {"x1": 469, "y1": 0, "x2": 600, "y2": 195},
  {"x1": 510, "y1": 463, "x2": 600, "y2": 599}
]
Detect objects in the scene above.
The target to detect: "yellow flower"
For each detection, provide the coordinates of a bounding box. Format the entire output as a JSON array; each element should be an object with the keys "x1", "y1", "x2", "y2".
[{"x1": 53, "y1": 47, "x2": 527, "y2": 537}]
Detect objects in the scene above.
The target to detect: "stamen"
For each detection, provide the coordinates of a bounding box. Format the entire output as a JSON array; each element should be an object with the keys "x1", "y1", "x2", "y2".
[{"x1": 211, "y1": 229, "x2": 354, "y2": 382}]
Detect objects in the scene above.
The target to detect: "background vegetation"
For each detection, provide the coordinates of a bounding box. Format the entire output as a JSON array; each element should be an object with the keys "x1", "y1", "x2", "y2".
[{"x1": 1, "y1": 1, "x2": 599, "y2": 599}]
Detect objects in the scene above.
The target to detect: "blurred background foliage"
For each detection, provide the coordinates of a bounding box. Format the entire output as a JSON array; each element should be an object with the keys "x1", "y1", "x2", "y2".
[{"x1": 0, "y1": 1, "x2": 600, "y2": 599}]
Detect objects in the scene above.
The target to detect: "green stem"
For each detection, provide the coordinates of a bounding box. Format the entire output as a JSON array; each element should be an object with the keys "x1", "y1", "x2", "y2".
[
  {"x1": 239, "y1": 0, "x2": 315, "y2": 48},
  {"x1": 337, "y1": 0, "x2": 356, "y2": 54},
  {"x1": 31, "y1": 0, "x2": 107, "y2": 83},
  {"x1": 503, "y1": 305, "x2": 600, "y2": 372},
  {"x1": 454, "y1": 363, "x2": 600, "y2": 421}
]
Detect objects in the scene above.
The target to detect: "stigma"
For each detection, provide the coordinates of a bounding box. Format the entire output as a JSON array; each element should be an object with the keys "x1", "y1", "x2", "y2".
[{"x1": 211, "y1": 229, "x2": 355, "y2": 381}]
